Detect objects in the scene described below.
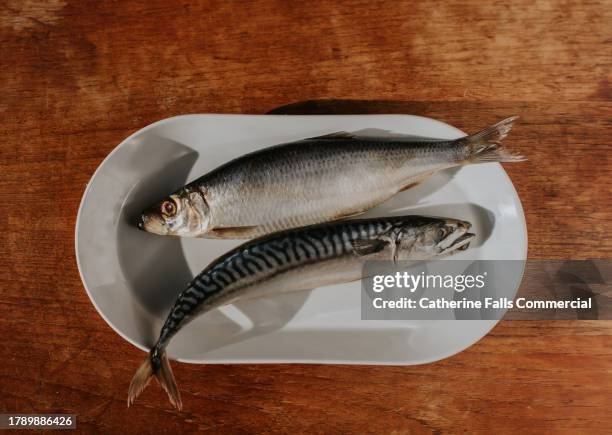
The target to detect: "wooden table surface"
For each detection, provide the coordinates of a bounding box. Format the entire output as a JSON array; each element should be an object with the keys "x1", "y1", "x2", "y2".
[{"x1": 1, "y1": 1, "x2": 611, "y2": 433}]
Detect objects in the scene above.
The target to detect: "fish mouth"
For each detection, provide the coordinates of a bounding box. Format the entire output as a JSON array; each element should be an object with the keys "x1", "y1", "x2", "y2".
[
  {"x1": 449, "y1": 219, "x2": 472, "y2": 232},
  {"x1": 137, "y1": 213, "x2": 168, "y2": 235},
  {"x1": 445, "y1": 232, "x2": 475, "y2": 252},
  {"x1": 136, "y1": 215, "x2": 145, "y2": 230}
]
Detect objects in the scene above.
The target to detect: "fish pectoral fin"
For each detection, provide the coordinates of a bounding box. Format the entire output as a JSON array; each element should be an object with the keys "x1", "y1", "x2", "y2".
[
  {"x1": 398, "y1": 173, "x2": 435, "y2": 193},
  {"x1": 304, "y1": 131, "x2": 355, "y2": 140},
  {"x1": 351, "y1": 238, "x2": 387, "y2": 256},
  {"x1": 209, "y1": 225, "x2": 258, "y2": 239},
  {"x1": 398, "y1": 181, "x2": 420, "y2": 192}
]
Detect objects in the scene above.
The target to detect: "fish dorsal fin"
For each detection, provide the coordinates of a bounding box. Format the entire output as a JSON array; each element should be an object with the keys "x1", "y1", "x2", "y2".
[
  {"x1": 305, "y1": 131, "x2": 355, "y2": 140},
  {"x1": 351, "y1": 238, "x2": 387, "y2": 256}
]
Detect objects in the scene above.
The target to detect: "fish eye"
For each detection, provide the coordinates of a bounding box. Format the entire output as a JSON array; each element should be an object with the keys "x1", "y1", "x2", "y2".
[
  {"x1": 161, "y1": 200, "x2": 176, "y2": 217},
  {"x1": 437, "y1": 227, "x2": 449, "y2": 240}
]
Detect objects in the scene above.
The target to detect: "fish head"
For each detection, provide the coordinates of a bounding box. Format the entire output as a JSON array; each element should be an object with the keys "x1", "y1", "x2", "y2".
[
  {"x1": 137, "y1": 188, "x2": 210, "y2": 237},
  {"x1": 395, "y1": 217, "x2": 475, "y2": 259}
]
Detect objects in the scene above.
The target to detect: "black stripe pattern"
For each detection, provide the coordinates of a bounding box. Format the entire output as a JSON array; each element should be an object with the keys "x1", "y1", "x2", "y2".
[{"x1": 155, "y1": 216, "x2": 438, "y2": 347}]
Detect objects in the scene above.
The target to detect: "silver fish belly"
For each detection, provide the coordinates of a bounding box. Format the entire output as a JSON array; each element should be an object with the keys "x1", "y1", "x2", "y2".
[{"x1": 202, "y1": 139, "x2": 452, "y2": 237}]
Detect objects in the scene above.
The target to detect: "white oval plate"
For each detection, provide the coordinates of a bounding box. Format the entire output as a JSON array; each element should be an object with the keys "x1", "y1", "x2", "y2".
[{"x1": 75, "y1": 114, "x2": 527, "y2": 365}]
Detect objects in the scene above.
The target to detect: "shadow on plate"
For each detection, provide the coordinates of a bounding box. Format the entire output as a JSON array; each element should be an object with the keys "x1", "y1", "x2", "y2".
[
  {"x1": 167, "y1": 290, "x2": 312, "y2": 358},
  {"x1": 117, "y1": 136, "x2": 199, "y2": 344},
  {"x1": 184, "y1": 327, "x2": 423, "y2": 363}
]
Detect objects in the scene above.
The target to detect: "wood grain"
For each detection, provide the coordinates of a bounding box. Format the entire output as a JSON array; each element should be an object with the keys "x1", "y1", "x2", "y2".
[{"x1": 1, "y1": 0, "x2": 611, "y2": 433}]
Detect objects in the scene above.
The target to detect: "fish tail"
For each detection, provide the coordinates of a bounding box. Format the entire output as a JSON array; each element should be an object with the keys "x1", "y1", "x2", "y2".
[
  {"x1": 127, "y1": 347, "x2": 182, "y2": 410},
  {"x1": 463, "y1": 116, "x2": 525, "y2": 163}
]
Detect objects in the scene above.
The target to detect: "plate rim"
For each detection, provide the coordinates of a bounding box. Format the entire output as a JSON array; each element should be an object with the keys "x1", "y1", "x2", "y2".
[{"x1": 75, "y1": 113, "x2": 528, "y2": 365}]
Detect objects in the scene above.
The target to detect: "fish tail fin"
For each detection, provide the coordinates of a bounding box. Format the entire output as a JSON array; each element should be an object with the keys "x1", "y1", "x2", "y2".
[
  {"x1": 156, "y1": 350, "x2": 182, "y2": 410},
  {"x1": 127, "y1": 354, "x2": 154, "y2": 408},
  {"x1": 127, "y1": 348, "x2": 182, "y2": 410},
  {"x1": 463, "y1": 116, "x2": 525, "y2": 163}
]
